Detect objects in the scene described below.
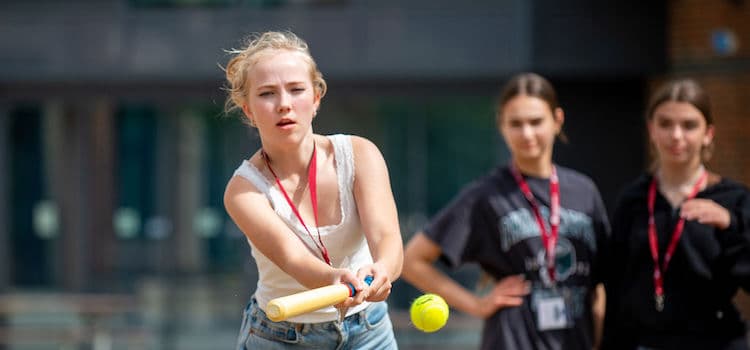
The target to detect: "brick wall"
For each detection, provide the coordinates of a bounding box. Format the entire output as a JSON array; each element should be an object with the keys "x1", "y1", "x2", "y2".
[
  {"x1": 665, "y1": 0, "x2": 750, "y2": 186},
  {"x1": 670, "y1": 0, "x2": 750, "y2": 62},
  {"x1": 666, "y1": 0, "x2": 750, "y2": 318},
  {"x1": 701, "y1": 74, "x2": 750, "y2": 185}
]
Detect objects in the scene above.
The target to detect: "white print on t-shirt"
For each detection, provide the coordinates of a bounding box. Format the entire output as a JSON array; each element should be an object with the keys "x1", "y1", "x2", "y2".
[
  {"x1": 525, "y1": 255, "x2": 592, "y2": 280},
  {"x1": 532, "y1": 238, "x2": 577, "y2": 284},
  {"x1": 499, "y1": 206, "x2": 596, "y2": 252}
]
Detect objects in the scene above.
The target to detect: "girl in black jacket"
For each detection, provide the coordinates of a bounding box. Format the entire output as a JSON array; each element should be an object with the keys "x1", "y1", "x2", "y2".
[{"x1": 602, "y1": 79, "x2": 750, "y2": 350}]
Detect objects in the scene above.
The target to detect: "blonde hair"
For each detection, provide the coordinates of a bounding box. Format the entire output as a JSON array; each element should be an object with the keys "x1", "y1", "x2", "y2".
[{"x1": 223, "y1": 31, "x2": 327, "y2": 115}]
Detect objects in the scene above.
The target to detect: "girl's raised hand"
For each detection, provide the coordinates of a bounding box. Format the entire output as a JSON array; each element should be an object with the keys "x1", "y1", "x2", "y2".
[{"x1": 681, "y1": 198, "x2": 731, "y2": 230}]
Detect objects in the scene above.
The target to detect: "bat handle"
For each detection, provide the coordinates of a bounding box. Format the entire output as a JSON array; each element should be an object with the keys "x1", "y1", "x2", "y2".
[{"x1": 345, "y1": 275, "x2": 374, "y2": 297}]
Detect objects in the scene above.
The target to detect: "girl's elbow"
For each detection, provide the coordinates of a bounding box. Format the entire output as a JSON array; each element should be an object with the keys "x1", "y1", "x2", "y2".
[{"x1": 392, "y1": 255, "x2": 404, "y2": 281}]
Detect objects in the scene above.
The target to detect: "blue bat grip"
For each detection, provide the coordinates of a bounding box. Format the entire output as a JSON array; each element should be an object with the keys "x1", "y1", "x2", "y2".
[{"x1": 346, "y1": 275, "x2": 374, "y2": 297}]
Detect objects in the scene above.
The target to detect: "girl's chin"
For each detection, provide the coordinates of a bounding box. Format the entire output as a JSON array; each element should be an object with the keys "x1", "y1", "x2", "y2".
[
  {"x1": 514, "y1": 151, "x2": 545, "y2": 162},
  {"x1": 659, "y1": 154, "x2": 700, "y2": 166}
]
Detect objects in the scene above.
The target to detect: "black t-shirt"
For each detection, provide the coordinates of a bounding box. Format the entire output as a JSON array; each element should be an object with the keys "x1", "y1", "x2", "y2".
[
  {"x1": 423, "y1": 164, "x2": 610, "y2": 350},
  {"x1": 602, "y1": 173, "x2": 750, "y2": 350}
]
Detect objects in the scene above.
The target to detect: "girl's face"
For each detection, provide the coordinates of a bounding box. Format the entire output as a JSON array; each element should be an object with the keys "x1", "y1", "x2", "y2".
[
  {"x1": 242, "y1": 50, "x2": 320, "y2": 143},
  {"x1": 648, "y1": 101, "x2": 713, "y2": 167},
  {"x1": 499, "y1": 95, "x2": 563, "y2": 164}
]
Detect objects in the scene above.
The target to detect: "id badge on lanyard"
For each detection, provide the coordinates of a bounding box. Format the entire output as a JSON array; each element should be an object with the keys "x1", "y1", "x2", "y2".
[{"x1": 532, "y1": 289, "x2": 571, "y2": 331}]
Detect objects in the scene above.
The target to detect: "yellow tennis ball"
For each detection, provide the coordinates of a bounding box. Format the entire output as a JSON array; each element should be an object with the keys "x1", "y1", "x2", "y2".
[{"x1": 410, "y1": 293, "x2": 449, "y2": 333}]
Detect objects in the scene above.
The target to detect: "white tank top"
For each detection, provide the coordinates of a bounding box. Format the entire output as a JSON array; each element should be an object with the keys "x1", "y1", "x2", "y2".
[{"x1": 232, "y1": 134, "x2": 373, "y2": 323}]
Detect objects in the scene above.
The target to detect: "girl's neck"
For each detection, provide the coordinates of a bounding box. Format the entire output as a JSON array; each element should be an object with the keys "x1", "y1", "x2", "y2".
[
  {"x1": 261, "y1": 135, "x2": 316, "y2": 178},
  {"x1": 657, "y1": 160, "x2": 705, "y2": 190},
  {"x1": 514, "y1": 157, "x2": 553, "y2": 178}
]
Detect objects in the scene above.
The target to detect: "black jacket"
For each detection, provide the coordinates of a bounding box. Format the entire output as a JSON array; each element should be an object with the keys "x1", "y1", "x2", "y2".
[{"x1": 602, "y1": 173, "x2": 750, "y2": 350}]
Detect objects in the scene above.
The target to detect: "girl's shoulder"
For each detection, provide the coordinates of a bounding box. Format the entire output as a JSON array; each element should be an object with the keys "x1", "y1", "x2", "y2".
[
  {"x1": 554, "y1": 165, "x2": 601, "y2": 193},
  {"x1": 230, "y1": 151, "x2": 268, "y2": 190},
  {"x1": 426, "y1": 168, "x2": 508, "y2": 219},
  {"x1": 613, "y1": 172, "x2": 653, "y2": 207},
  {"x1": 327, "y1": 134, "x2": 380, "y2": 158},
  {"x1": 703, "y1": 174, "x2": 750, "y2": 201},
  {"x1": 444, "y1": 166, "x2": 511, "y2": 205},
  {"x1": 320, "y1": 134, "x2": 372, "y2": 169},
  {"x1": 713, "y1": 175, "x2": 749, "y2": 191}
]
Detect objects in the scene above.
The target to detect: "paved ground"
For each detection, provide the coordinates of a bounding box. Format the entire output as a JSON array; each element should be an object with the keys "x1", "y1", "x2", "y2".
[{"x1": 0, "y1": 292, "x2": 482, "y2": 350}]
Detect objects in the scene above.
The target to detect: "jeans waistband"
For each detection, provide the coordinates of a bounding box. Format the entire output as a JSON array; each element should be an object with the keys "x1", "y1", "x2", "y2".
[{"x1": 249, "y1": 297, "x2": 370, "y2": 332}]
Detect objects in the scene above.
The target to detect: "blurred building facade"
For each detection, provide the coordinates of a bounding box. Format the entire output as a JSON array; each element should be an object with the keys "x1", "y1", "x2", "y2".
[{"x1": 0, "y1": 0, "x2": 666, "y2": 293}]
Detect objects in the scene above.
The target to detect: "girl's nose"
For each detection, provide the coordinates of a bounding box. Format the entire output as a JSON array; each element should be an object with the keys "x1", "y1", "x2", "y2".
[
  {"x1": 277, "y1": 92, "x2": 291, "y2": 113},
  {"x1": 671, "y1": 126, "x2": 684, "y2": 139},
  {"x1": 521, "y1": 124, "x2": 534, "y2": 139}
]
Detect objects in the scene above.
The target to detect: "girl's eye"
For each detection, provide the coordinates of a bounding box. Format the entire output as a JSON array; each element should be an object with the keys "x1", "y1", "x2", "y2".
[
  {"x1": 530, "y1": 118, "x2": 544, "y2": 126},
  {"x1": 657, "y1": 120, "x2": 672, "y2": 128},
  {"x1": 683, "y1": 121, "x2": 699, "y2": 130},
  {"x1": 259, "y1": 91, "x2": 274, "y2": 97},
  {"x1": 291, "y1": 87, "x2": 306, "y2": 93}
]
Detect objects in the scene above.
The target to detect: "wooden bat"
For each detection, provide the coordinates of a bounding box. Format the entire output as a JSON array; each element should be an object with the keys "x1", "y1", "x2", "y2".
[{"x1": 265, "y1": 276, "x2": 373, "y2": 322}]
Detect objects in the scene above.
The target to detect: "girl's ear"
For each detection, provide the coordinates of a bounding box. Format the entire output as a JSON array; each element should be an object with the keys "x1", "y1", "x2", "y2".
[
  {"x1": 704, "y1": 124, "x2": 715, "y2": 147},
  {"x1": 241, "y1": 103, "x2": 252, "y2": 118},
  {"x1": 554, "y1": 107, "x2": 565, "y2": 133},
  {"x1": 241, "y1": 104, "x2": 255, "y2": 127},
  {"x1": 646, "y1": 118, "x2": 656, "y2": 143},
  {"x1": 313, "y1": 91, "x2": 321, "y2": 118}
]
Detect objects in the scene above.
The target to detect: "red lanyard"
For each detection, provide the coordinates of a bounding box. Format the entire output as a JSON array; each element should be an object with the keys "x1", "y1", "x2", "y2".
[
  {"x1": 647, "y1": 169, "x2": 707, "y2": 311},
  {"x1": 511, "y1": 164, "x2": 560, "y2": 282},
  {"x1": 262, "y1": 143, "x2": 331, "y2": 266}
]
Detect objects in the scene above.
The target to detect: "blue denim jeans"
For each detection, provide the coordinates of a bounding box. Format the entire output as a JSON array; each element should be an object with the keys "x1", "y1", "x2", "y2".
[{"x1": 236, "y1": 297, "x2": 398, "y2": 349}]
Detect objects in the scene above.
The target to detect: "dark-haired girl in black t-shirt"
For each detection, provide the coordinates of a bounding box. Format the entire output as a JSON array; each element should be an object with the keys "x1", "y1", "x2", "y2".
[{"x1": 403, "y1": 73, "x2": 610, "y2": 350}]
